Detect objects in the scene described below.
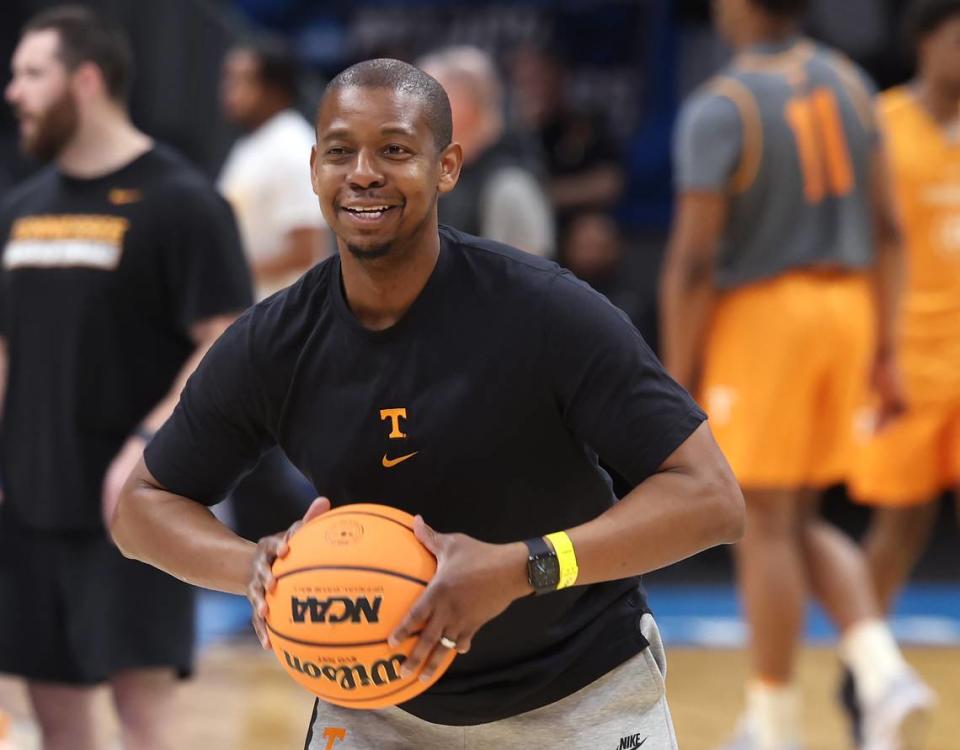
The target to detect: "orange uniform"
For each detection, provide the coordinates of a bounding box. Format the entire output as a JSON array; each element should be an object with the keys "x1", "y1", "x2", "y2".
[
  {"x1": 675, "y1": 39, "x2": 879, "y2": 488},
  {"x1": 701, "y1": 270, "x2": 873, "y2": 488},
  {"x1": 851, "y1": 87, "x2": 960, "y2": 505}
]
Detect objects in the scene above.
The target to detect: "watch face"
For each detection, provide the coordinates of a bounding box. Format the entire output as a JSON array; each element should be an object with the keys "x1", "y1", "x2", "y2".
[{"x1": 529, "y1": 554, "x2": 560, "y2": 589}]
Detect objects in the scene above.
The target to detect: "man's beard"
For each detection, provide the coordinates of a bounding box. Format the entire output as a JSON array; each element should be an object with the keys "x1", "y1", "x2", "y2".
[
  {"x1": 20, "y1": 89, "x2": 79, "y2": 162},
  {"x1": 345, "y1": 242, "x2": 393, "y2": 261}
]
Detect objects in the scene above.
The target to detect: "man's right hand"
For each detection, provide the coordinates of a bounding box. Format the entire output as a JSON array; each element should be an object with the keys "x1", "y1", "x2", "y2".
[
  {"x1": 247, "y1": 496, "x2": 331, "y2": 649},
  {"x1": 871, "y1": 349, "x2": 906, "y2": 432}
]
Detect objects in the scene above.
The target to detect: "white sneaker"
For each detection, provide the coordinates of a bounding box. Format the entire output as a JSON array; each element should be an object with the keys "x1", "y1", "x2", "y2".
[
  {"x1": 714, "y1": 718, "x2": 804, "y2": 750},
  {"x1": 0, "y1": 719, "x2": 41, "y2": 750},
  {"x1": 862, "y1": 670, "x2": 936, "y2": 750}
]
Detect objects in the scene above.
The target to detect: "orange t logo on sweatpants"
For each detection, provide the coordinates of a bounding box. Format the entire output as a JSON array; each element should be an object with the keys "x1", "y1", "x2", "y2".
[{"x1": 323, "y1": 727, "x2": 347, "y2": 749}]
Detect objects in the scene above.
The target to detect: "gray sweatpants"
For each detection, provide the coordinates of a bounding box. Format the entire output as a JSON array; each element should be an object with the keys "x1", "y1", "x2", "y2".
[{"x1": 306, "y1": 614, "x2": 678, "y2": 750}]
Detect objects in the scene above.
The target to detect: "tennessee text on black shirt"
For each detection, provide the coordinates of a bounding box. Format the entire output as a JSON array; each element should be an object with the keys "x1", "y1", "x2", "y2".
[{"x1": 0, "y1": 145, "x2": 252, "y2": 531}]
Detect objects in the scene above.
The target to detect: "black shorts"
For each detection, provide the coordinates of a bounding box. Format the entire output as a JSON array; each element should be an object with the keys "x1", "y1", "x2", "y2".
[{"x1": 0, "y1": 506, "x2": 195, "y2": 684}]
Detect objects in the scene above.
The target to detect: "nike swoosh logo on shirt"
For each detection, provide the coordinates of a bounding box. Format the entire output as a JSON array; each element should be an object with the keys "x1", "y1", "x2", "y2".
[
  {"x1": 108, "y1": 188, "x2": 142, "y2": 205},
  {"x1": 382, "y1": 451, "x2": 418, "y2": 468}
]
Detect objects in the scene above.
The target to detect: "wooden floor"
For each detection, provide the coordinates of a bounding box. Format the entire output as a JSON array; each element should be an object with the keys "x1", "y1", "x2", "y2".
[
  {"x1": 666, "y1": 648, "x2": 957, "y2": 750},
  {"x1": 1, "y1": 642, "x2": 957, "y2": 749}
]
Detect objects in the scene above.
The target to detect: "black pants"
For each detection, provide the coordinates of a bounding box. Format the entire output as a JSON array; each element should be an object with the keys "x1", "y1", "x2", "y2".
[{"x1": 0, "y1": 506, "x2": 194, "y2": 684}]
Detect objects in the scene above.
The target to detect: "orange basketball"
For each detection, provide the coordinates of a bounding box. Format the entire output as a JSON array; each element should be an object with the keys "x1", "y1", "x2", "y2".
[{"x1": 265, "y1": 503, "x2": 456, "y2": 709}]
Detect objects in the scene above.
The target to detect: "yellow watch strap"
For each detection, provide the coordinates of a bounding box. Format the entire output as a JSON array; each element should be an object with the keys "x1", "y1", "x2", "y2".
[{"x1": 544, "y1": 531, "x2": 579, "y2": 590}]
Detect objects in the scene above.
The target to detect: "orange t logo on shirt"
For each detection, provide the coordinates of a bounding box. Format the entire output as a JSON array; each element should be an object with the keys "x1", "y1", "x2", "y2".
[{"x1": 322, "y1": 726, "x2": 347, "y2": 749}]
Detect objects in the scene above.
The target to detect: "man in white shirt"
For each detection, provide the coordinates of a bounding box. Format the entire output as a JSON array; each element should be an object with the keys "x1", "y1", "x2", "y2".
[
  {"x1": 219, "y1": 37, "x2": 328, "y2": 299},
  {"x1": 217, "y1": 37, "x2": 320, "y2": 541}
]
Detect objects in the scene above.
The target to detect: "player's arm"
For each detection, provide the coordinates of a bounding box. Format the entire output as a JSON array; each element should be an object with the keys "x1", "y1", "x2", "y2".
[
  {"x1": 549, "y1": 163, "x2": 624, "y2": 210},
  {"x1": 101, "y1": 314, "x2": 239, "y2": 526},
  {"x1": 868, "y1": 142, "x2": 906, "y2": 425},
  {"x1": 389, "y1": 274, "x2": 743, "y2": 680},
  {"x1": 115, "y1": 459, "x2": 329, "y2": 648},
  {"x1": 114, "y1": 458, "x2": 258, "y2": 593},
  {"x1": 110, "y1": 310, "x2": 330, "y2": 647},
  {"x1": 659, "y1": 192, "x2": 728, "y2": 391},
  {"x1": 548, "y1": 116, "x2": 624, "y2": 210},
  {"x1": 147, "y1": 316, "x2": 236, "y2": 432},
  {"x1": 388, "y1": 420, "x2": 742, "y2": 678},
  {"x1": 251, "y1": 225, "x2": 328, "y2": 285},
  {"x1": 562, "y1": 420, "x2": 742, "y2": 584},
  {"x1": 111, "y1": 313, "x2": 274, "y2": 593},
  {"x1": 103, "y1": 184, "x2": 254, "y2": 526},
  {"x1": 246, "y1": 151, "x2": 330, "y2": 286},
  {"x1": 660, "y1": 89, "x2": 742, "y2": 391}
]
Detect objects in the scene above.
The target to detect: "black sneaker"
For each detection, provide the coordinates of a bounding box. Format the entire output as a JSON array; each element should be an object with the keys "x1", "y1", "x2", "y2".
[{"x1": 839, "y1": 666, "x2": 864, "y2": 748}]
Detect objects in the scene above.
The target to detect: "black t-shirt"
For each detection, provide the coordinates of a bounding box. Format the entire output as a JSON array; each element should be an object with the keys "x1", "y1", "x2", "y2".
[
  {"x1": 0, "y1": 145, "x2": 252, "y2": 532},
  {"x1": 144, "y1": 226, "x2": 705, "y2": 725}
]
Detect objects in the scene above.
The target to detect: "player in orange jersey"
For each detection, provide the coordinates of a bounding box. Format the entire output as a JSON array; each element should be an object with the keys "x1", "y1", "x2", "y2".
[
  {"x1": 662, "y1": 0, "x2": 934, "y2": 748},
  {"x1": 851, "y1": 0, "x2": 960, "y2": 648}
]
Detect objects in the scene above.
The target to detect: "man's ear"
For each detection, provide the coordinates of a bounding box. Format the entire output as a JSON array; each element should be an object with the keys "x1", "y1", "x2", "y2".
[
  {"x1": 437, "y1": 142, "x2": 463, "y2": 195},
  {"x1": 71, "y1": 61, "x2": 103, "y2": 102}
]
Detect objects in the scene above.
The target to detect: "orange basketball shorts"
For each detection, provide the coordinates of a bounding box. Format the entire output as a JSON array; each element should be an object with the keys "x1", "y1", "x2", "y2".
[
  {"x1": 699, "y1": 270, "x2": 873, "y2": 490},
  {"x1": 850, "y1": 399, "x2": 960, "y2": 506}
]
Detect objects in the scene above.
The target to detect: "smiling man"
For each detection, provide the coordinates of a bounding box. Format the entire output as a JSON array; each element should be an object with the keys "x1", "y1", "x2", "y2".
[{"x1": 112, "y1": 58, "x2": 744, "y2": 749}]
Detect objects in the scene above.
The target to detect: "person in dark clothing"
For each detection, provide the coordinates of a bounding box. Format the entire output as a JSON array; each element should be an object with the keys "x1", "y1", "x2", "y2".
[
  {"x1": 510, "y1": 44, "x2": 625, "y2": 228},
  {"x1": 0, "y1": 7, "x2": 251, "y2": 750},
  {"x1": 112, "y1": 57, "x2": 744, "y2": 749}
]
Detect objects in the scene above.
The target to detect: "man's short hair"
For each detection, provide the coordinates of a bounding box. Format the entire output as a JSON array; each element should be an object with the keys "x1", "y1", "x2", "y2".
[
  {"x1": 23, "y1": 4, "x2": 132, "y2": 103},
  {"x1": 234, "y1": 35, "x2": 299, "y2": 102},
  {"x1": 904, "y1": 0, "x2": 960, "y2": 50},
  {"x1": 324, "y1": 58, "x2": 452, "y2": 151},
  {"x1": 748, "y1": 0, "x2": 809, "y2": 17}
]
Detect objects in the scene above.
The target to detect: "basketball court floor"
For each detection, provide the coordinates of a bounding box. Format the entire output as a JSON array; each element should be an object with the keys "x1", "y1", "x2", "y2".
[{"x1": 1, "y1": 585, "x2": 958, "y2": 749}]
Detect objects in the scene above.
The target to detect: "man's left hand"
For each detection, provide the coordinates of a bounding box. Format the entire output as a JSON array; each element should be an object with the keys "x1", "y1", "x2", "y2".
[
  {"x1": 871, "y1": 349, "x2": 907, "y2": 431},
  {"x1": 102, "y1": 435, "x2": 148, "y2": 530},
  {"x1": 388, "y1": 516, "x2": 530, "y2": 681}
]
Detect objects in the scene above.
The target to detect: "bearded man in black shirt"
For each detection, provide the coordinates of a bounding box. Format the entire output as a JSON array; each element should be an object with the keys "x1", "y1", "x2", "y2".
[
  {"x1": 113, "y1": 58, "x2": 744, "y2": 749},
  {"x1": 0, "y1": 7, "x2": 251, "y2": 750}
]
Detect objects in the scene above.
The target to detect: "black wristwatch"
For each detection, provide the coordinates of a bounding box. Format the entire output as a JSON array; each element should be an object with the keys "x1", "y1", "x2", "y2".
[{"x1": 523, "y1": 536, "x2": 559, "y2": 595}]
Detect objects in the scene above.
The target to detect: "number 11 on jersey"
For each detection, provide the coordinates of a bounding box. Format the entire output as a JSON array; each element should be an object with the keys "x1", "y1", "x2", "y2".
[{"x1": 785, "y1": 87, "x2": 855, "y2": 203}]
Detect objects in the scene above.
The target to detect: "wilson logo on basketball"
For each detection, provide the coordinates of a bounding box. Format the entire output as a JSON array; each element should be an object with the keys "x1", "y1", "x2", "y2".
[
  {"x1": 283, "y1": 650, "x2": 406, "y2": 690},
  {"x1": 290, "y1": 595, "x2": 382, "y2": 624}
]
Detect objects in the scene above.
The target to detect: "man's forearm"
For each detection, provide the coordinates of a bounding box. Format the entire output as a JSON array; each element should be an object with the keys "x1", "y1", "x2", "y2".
[
  {"x1": 252, "y1": 227, "x2": 325, "y2": 285},
  {"x1": 871, "y1": 232, "x2": 903, "y2": 359},
  {"x1": 549, "y1": 165, "x2": 624, "y2": 210},
  {"x1": 869, "y1": 143, "x2": 905, "y2": 360},
  {"x1": 112, "y1": 462, "x2": 255, "y2": 594},
  {"x1": 566, "y1": 424, "x2": 743, "y2": 586},
  {"x1": 660, "y1": 192, "x2": 727, "y2": 391},
  {"x1": 139, "y1": 316, "x2": 234, "y2": 433},
  {"x1": 659, "y1": 252, "x2": 715, "y2": 392}
]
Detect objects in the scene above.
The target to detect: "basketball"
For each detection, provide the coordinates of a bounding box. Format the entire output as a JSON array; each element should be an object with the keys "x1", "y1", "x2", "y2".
[{"x1": 265, "y1": 503, "x2": 456, "y2": 709}]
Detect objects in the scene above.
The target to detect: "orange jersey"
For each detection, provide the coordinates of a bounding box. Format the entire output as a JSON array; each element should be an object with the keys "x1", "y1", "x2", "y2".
[{"x1": 880, "y1": 87, "x2": 960, "y2": 403}]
